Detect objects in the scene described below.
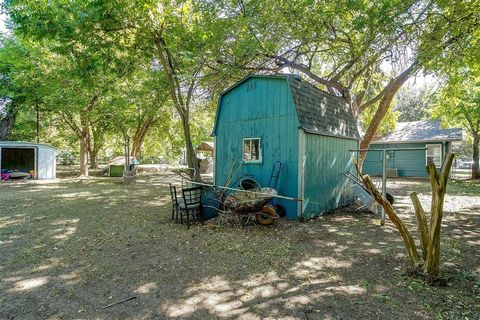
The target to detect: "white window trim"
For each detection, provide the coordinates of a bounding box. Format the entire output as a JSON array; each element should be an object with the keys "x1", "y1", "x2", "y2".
[
  {"x1": 426, "y1": 144, "x2": 443, "y2": 168},
  {"x1": 242, "y1": 138, "x2": 262, "y2": 164}
]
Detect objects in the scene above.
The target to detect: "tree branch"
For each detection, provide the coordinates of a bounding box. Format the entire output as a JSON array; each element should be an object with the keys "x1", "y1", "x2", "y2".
[{"x1": 410, "y1": 192, "x2": 429, "y2": 260}]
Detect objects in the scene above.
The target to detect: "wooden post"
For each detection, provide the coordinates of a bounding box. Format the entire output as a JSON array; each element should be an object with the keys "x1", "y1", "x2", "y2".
[
  {"x1": 410, "y1": 192, "x2": 429, "y2": 260},
  {"x1": 355, "y1": 154, "x2": 454, "y2": 276},
  {"x1": 424, "y1": 153, "x2": 455, "y2": 276}
]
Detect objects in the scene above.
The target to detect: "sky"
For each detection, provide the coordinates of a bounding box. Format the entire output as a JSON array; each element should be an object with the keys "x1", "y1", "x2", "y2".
[{"x1": 1, "y1": 4, "x2": 9, "y2": 36}]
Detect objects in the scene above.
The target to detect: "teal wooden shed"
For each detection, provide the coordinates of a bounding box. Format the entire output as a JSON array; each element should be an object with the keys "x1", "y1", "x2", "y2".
[
  {"x1": 363, "y1": 121, "x2": 462, "y2": 177},
  {"x1": 212, "y1": 75, "x2": 361, "y2": 220}
]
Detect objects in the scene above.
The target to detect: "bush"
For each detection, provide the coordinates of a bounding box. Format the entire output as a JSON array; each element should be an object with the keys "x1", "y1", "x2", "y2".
[{"x1": 56, "y1": 150, "x2": 77, "y2": 165}]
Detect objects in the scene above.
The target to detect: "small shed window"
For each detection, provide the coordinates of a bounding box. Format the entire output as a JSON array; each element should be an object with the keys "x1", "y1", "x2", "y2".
[
  {"x1": 426, "y1": 144, "x2": 442, "y2": 168},
  {"x1": 243, "y1": 138, "x2": 261, "y2": 163}
]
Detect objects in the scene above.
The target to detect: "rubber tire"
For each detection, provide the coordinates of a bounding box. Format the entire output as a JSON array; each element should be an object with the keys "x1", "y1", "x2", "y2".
[
  {"x1": 256, "y1": 204, "x2": 277, "y2": 225},
  {"x1": 273, "y1": 204, "x2": 286, "y2": 217},
  {"x1": 386, "y1": 192, "x2": 395, "y2": 205}
]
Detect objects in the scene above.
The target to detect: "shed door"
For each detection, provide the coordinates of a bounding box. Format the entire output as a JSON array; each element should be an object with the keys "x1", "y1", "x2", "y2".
[{"x1": 1, "y1": 148, "x2": 35, "y2": 173}]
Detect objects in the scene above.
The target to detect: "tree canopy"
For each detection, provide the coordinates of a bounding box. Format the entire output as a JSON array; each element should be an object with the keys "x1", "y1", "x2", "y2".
[
  {"x1": 433, "y1": 68, "x2": 480, "y2": 178},
  {"x1": 1, "y1": 0, "x2": 479, "y2": 177}
]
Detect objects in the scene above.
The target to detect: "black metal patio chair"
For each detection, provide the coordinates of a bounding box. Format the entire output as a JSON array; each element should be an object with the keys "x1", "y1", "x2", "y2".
[{"x1": 179, "y1": 186, "x2": 203, "y2": 229}]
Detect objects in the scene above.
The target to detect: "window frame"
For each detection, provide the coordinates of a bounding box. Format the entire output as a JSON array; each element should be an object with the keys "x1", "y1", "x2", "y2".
[
  {"x1": 426, "y1": 143, "x2": 443, "y2": 168},
  {"x1": 242, "y1": 138, "x2": 262, "y2": 164}
]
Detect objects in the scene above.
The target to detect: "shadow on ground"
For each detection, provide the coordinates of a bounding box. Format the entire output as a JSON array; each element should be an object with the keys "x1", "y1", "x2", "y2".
[{"x1": 0, "y1": 174, "x2": 479, "y2": 319}]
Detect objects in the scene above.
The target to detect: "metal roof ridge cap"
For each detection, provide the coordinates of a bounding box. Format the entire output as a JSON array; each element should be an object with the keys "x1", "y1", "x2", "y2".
[
  {"x1": 371, "y1": 138, "x2": 463, "y2": 144},
  {"x1": 0, "y1": 141, "x2": 57, "y2": 149}
]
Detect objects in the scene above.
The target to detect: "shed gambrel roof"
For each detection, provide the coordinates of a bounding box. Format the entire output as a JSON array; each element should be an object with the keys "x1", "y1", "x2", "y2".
[
  {"x1": 372, "y1": 120, "x2": 463, "y2": 144},
  {"x1": 286, "y1": 77, "x2": 361, "y2": 140},
  {"x1": 213, "y1": 75, "x2": 361, "y2": 140}
]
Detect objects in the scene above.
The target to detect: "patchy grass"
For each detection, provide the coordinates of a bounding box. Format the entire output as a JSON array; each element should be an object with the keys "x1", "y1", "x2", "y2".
[
  {"x1": 385, "y1": 177, "x2": 480, "y2": 196},
  {"x1": 56, "y1": 165, "x2": 107, "y2": 178},
  {"x1": 447, "y1": 179, "x2": 480, "y2": 196},
  {"x1": 0, "y1": 174, "x2": 478, "y2": 319}
]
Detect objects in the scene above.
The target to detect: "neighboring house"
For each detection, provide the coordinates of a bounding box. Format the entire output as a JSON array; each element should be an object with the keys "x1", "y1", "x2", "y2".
[
  {"x1": 363, "y1": 121, "x2": 463, "y2": 177},
  {"x1": 195, "y1": 141, "x2": 214, "y2": 154},
  {"x1": 0, "y1": 141, "x2": 56, "y2": 180},
  {"x1": 212, "y1": 74, "x2": 361, "y2": 220}
]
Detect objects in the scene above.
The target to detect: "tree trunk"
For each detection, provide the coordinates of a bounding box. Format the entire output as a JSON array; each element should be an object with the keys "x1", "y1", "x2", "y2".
[
  {"x1": 131, "y1": 116, "x2": 157, "y2": 158},
  {"x1": 410, "y1": 192, "x2": 429, "y2": 260},
  {"x1": 357, "y1": 154, "x2": 454, "y2": 277},
  {"x1": 88, "y1": 148, "x2": 99, "y2": 169},
  {"x1": 180, "y1": 113, "x2": 201, "y2": 181},
  {"x1": 361, "y1": 174, "x2": 420, "y2": 267},
  {"x1": 424, "y1": 153, "x2": 454, "y2": 276},
  {"x1": 79, "y1": 129, "x2": 89, "y2": 177},
  {"x1": 358, "y1": 61, "x2": 419, "y2": 167},
  {"x1": 35, "y1": 103, "x2": 40, "y2": 143},
  {"x1": 88, "y1": 126, "x2": 105, "y2": 170},
  {"x1": 0, "y1": 111, "x2": 16, "y2": 141},
  {"x1": 153, "y1": 33, "x2": 201, "y2": 181},
  {"x1": 424, "y1": 187, "x2": 445, "y2": 275},
  {"x1": 131, "y1": 131, "x2": 146, "y2": 158},
  {"x1": 472, "y1": 134, "x2": 479, "y2": 179},
  {"x1": 87, "y1": 135, "x2": 100, "y2": 170}
]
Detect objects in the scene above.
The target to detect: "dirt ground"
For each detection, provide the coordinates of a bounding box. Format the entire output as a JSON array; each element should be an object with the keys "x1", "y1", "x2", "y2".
[{"x1": 0, "y1": 171, "x2": 479, "y2": 319}]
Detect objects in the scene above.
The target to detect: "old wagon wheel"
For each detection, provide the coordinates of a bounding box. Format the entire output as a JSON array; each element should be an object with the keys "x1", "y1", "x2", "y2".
[{"x1": 256, "y1": 204, "x2": 279, "y2": 225}]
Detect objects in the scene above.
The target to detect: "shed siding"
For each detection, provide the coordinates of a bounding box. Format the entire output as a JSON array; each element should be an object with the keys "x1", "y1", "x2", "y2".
[
  {"x1": 302, "y1": 134, "x2": 357, "y2": 218},
  {"x1": 214, "y1": 77, "x2": 300, "y2": 219},
  {"x1": 363, "y1": 142, "x2": 450, "y2": 177},
  {"x1": 37, "y1": 146, "x2": 56, "y2": 179}
]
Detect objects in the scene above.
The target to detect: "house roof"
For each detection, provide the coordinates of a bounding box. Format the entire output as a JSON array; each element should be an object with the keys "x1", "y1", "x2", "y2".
[
  {"x1": 213, "y1": 74, "x2": 361, "y2": 140},
  {"x1": 372, "y1": 120, "x2": 463, "y2": 144},
  {"x1": 196, "y1": 141, "x2": 214, "y2": 152}
]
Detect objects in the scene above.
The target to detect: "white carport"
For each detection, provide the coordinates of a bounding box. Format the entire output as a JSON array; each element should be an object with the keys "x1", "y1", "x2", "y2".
[{"x1": 0, "y1": 141, "x2": 56, "y2": 180}]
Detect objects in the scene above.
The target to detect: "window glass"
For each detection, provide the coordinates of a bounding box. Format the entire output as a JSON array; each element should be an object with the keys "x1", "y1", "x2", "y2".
[
  {"x1": 243, "y1": 139, "x2": 251, "y2": 160},
  {"x1": 252, "y1": 139, "x2": 259, "y2": 160},
  {"x1": 243, "y1": 138, "x2": 261, "y2": 162},
  {"x1": 426, "y1": 144, "x2": 442, "y2": 168}
]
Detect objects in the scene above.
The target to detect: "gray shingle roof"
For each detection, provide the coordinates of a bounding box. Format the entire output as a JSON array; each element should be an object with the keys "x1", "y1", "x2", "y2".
[
  {"x1": 287, "y1": 77, "x2": 361, "y2": 140},
  {"x1": 373, "y1": 120, "x2": 463, "y2": 143}
]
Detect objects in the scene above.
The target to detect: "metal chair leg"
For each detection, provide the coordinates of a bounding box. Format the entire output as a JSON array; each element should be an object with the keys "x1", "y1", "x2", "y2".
[
  {"x1": 199, "y1": 208, "x2": 204, "y2": 225},
  {"x1": 174, "y1": 206, "x2": 179, "y2": 222}
]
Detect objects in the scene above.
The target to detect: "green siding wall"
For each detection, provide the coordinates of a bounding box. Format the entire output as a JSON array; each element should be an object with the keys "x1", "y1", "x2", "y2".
[
  {"x1": 363, "y1": 142, "x2": 450, "y2": 177},
  {"x1": 302, "y1": 134, "x2": 357, "y2": 219},
  {"x1": 214, "y1": 77, "x2": 300, "y2": 219}
]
